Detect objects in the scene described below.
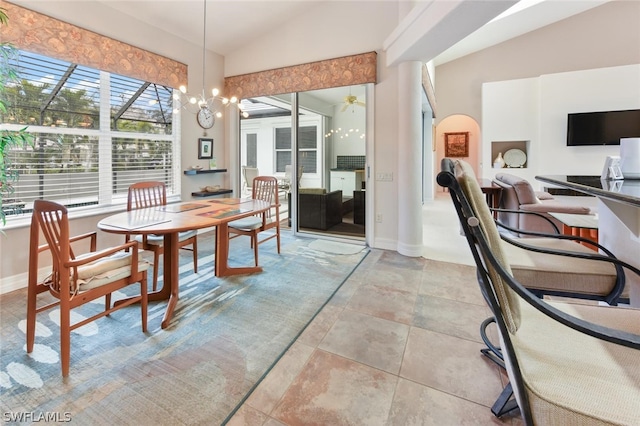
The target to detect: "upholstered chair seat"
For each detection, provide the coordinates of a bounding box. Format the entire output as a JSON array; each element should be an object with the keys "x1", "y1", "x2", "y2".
[{"x1": 512, "y1": 299, "x2": 640, "y2": 424}]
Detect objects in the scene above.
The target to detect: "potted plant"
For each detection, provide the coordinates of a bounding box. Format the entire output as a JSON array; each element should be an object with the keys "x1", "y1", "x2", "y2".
[{"x1": 0, "y1": 7, "x2": 33, "y2": 226}]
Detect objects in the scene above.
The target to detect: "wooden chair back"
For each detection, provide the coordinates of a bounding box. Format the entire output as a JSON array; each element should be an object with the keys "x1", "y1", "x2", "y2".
[
  {"x1": 126, "y1": 181, "x2": 198, "y2": 291},
  {"x1": 127, "y1": 181, "x2": 167, "y2": 210},
  {"x1": 252, "y1": 175, "x2": 280, "y2": 225}
]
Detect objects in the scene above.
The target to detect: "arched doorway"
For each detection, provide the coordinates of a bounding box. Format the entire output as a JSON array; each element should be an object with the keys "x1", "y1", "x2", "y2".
[{"x1": 435, "y1": 114, "x2": 481, "y2": 176}]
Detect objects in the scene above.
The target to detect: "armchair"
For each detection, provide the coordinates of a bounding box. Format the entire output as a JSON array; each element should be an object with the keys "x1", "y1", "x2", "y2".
[
  {"x1": 437, "y1": 159, "x2": 640, "y2": 424},
  {"x1": 297, "y1": 188, "x2": 343, "y2": 230},
  {"x1": 28, "y1": 200, "x2": 149, "y2": 376},
  {"x1": 493, "y1": 173, "x2": 593, "y2": 234}
]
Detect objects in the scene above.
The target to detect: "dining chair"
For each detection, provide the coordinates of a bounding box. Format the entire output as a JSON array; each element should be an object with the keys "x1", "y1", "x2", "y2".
[
  {"x1": 242, "y1": 166, "x2": 259, "y2": 196},
  {"x1": 127, "y1": 181, "x2": 198, "y2": 290},
  {"x1": 279, "y1": 165, "x2": 304, "y2": 192},
  {"x1": 437, "y1": 159, "x2": 640, "y2": 424},
  {"x1": 228, "y1": 176, "x2": 281, "y2": 266},
  {"x1": 27, "y1": 200, "x2": 149, "y2": 376}
]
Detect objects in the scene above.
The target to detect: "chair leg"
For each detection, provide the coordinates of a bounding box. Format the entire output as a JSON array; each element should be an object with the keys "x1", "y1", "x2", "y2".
[
  {"x1": 105, "y1": 293, "x2": 112, "y2": 312},
  {"x1": 60, "y1": 300, "x2": 71, "y2": 377},
  {"x1": 140, "y1": 275, "x2": 148, "y2": 333},
  {"x1": 253, "y1": 232, "x2": 259, "y2": 266},
  {"x1": 480, "y1": 317, "x2": 505, "y2": 369},
  {"x1": 152, "y1": 249, "x2": 160, "y2": 292},
  {"x1": 192, "y1": 238, "x2": 198, "y2": 273},
  {"x1": 491, "y1": 382, "x2": 519, "y2": 417},
  {"x1": 26, "y1": 284, "x2": 37, "y2": 353},
  {"x1": 479, "y1": 317, "x2": 519, "y2": 418}
]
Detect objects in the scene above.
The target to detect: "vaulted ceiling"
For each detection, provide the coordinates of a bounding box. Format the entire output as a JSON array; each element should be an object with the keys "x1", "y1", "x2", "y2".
[{"x1": 9, "y1": 0, "x2": 609, "y2": 65}]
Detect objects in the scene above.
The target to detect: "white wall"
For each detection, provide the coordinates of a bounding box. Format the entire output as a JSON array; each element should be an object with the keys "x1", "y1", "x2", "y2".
[
  {"x1": 482, "y1": 65, "x2": 640, "y2": 189},
  {"x1": 482, "y1": 77, "x2": 540, "y2": 183},
  {"x1": 435, "y1": 0, "x2": 640, "y2": 144},
  {"x1": 331, "y1": 104, "x2": 367, "y2": 159},
  {"x1": 224, "y1": 2, "x2": 399, "y2": 76}
]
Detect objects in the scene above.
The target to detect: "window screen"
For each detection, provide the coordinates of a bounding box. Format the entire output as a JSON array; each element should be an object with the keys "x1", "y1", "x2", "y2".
[{"x1": 1, "y1": 49, "x2": 178, "y2": 218}]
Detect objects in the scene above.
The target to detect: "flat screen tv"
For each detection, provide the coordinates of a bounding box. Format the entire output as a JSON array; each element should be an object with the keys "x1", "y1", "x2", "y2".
[{"x1": 566, "y1": 109, "x2": 640, "y2": 146}]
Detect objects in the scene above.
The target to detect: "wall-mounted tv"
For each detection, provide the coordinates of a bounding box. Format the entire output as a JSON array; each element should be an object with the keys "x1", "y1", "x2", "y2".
[{"x1": 566, "y1": 109, "x2": 640, "y2": 146}]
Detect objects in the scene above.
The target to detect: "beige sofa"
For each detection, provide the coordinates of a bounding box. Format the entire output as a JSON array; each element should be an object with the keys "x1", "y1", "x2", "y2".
[{"x1": 493, "y1": 173, "x2": 593, "y2": 234}]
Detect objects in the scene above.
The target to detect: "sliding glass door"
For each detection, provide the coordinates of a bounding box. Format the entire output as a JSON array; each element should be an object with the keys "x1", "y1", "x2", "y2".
[{"x1": 239, "y1": 84, "x2": 368, "y2": 241}]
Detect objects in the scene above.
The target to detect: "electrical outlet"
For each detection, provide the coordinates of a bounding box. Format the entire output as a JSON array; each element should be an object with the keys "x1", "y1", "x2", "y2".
[{"x1": 376, "y1": 213, "x2": 383, "y2": 223}]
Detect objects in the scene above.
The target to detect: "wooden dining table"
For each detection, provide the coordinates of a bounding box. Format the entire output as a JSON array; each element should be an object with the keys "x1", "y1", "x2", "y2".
[{"x1": 97, "y1": 198, "x2": 271, "y2": 329}]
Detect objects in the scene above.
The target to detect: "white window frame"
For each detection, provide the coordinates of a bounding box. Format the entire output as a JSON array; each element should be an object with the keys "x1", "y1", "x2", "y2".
[{"x1": 2, "y1": 56, "x2": 181, "y2": 224}]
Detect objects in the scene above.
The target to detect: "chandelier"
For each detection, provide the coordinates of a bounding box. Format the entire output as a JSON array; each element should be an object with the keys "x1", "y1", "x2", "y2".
[{"x1": 169, "y1": 0, "x2": 248, "y2": 120}]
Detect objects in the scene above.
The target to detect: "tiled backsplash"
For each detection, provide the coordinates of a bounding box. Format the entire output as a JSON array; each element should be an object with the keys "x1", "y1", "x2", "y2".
[{"x1": 336, "y1": 155, "x2": 366, "y2": 170}]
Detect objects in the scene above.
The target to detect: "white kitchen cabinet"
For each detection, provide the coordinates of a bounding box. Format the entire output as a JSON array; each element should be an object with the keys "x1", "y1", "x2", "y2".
[{"x1": 330, "y1": 170, "x2": 363, "y2": 196}]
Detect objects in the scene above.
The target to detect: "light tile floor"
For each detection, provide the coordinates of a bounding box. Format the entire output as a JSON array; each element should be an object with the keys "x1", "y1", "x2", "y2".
[{"x1": 228, "y1": 194, "x2": 524, "y2": 425}]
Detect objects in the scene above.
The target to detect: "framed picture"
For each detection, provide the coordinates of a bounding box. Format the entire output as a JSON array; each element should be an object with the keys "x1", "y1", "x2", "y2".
[
  {"x1": 444, "y1": 132, "x2": 469, "y2": 157},
  {"x1": 198, "y1": 138, "x2": 213, "y2": 159}
]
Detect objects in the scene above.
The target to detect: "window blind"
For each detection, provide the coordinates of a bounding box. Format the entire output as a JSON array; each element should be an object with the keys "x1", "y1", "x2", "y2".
[{"x1": 2, "y1": 49, "x2": 178, "y2": 218}]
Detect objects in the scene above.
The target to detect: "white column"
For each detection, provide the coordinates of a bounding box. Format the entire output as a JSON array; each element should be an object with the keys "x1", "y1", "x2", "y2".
[{"x1": 397, "y1": 60, "x2": 423, "y2": 257}]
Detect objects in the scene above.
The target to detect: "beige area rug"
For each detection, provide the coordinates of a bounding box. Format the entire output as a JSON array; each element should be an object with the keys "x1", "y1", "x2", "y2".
[
  {"x1": 0, "y1": 232, "x2": 369, "y2": 425},
  {"x1": 308, "y1": 239, "x2": 366, "y2": 255}
]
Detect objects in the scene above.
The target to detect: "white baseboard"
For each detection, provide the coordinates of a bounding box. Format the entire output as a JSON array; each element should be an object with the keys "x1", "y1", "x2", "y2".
[
  {"x1": 1, "y1": 272, "x2": 28, "y2": 295},
  {"x1": 371, "y1": 237, "x2": 396, "y2": 251}
]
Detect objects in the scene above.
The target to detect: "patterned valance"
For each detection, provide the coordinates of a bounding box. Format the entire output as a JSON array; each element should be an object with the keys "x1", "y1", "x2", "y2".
[
  {"x1": 225, "y1": 52, "x2": 377, "y2": 99},
  {"x1": 0, "y1": 1, "x2": 187, "y2": 88}
]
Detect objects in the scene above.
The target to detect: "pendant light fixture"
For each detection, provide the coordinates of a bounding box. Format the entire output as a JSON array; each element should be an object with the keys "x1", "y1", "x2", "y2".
[{"x1": 169, "y1": 0, "x2": 248, "y2": 121}]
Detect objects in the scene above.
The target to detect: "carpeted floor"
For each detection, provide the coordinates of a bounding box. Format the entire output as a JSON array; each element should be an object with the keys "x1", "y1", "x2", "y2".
[{"x1": 0, "y1": 231, "x2": 368, "y2": 425}]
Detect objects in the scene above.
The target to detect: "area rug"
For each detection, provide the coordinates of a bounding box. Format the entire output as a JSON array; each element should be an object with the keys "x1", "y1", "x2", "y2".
[
  {"x1": 308, "y1": 239, "x2": 366, "y2": 255},
  {"x1": 0, "y1": 231, "x2": 369, "y2": 424}
]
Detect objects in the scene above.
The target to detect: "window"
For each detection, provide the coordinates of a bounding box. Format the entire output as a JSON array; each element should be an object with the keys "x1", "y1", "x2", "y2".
[
  {"x1": 246, "y1": 133, "x2": 257, "y2": 168},
  {"x1": 298, "y1": 126, "x2": 317, "y2": 174},
  {"x1": 275, "y1": 127, "x2": 292, "y2": 173},
  {"x1": 274, "y1": 125, "x2": 317, "y2": 173},
  {"x1": 1, "y1": 49, "x2": 179, "y2": 218}
]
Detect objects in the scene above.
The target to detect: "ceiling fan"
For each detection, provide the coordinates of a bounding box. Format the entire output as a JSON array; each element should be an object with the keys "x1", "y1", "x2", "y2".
[{"x1": 340, "y1": 93, "x2": 365, "y2": 112}]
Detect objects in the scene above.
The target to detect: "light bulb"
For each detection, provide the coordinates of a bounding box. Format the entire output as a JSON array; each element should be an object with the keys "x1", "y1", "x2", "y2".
[
  {"x1": 222, "y1": 98, "x2": 229, "y2": 105},
  {"x1": 212, "y1": 88, "x2": 220, "y2": 97},
  {"x1": 242, "y1": 112, "x2": 249, "y2": 118},
  {"x1": 189, "y1": 97, "x2": 197, "y2": 104},
  {"x1": 215, "y1": 111, "x2": 222, "y2": 118},
  {"x1": 230, "y1": 96, "x2": 238, "y2": 104},
  {"x1": 179, "y1": 85, "x2": 187, "y2": 94}
]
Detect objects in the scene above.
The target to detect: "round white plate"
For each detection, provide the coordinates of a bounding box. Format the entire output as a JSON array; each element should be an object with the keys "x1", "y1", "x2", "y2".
[{"x1": 504, "y1": 149, "x2": 527, "y2": 167}]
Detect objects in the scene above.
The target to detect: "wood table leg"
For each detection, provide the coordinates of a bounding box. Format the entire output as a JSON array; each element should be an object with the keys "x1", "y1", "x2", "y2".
[
  {"x1": 160, "y1": 232, "x2": 179, "y2": 329},
  {"x1": 114, "y1": 232, "x2": 180, "y2": 329},
  {"x1": 215, "y1": 222, "x2": 263, "y2": 277}
]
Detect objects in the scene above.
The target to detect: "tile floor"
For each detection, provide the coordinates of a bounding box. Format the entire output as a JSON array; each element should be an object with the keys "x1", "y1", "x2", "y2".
[{"x1": 228, "y1": 195, "x2": 524, "y2": 425}]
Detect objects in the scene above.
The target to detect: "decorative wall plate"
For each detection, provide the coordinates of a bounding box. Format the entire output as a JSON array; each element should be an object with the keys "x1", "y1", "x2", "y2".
[{"x1": 504, "y1": 149, "x2": 527, "y2": 167}]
